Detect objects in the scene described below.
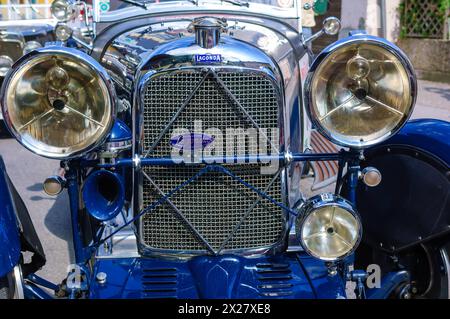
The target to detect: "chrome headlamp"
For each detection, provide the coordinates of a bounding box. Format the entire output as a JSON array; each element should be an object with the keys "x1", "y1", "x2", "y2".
[
  {"x1": 0, "y1": 47, "x2": 116, "y2": 159},
  {"x1": 305, "y1": 35, "x2": 417, "y2": 148},
  {"x1": 55, "y1": 23, "x2": 73, "y2": 41},
  {"x1": 296, "y1": 194, "x2": 362, "y2": 261},
  {"x1": 51, "y1": 0, "x2": 75, "y2": 22}
]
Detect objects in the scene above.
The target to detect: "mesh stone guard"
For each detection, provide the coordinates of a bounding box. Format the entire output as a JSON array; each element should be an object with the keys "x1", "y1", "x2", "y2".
[{"x1": 90, "y1": 164, "x2": 297, "y2": 255}]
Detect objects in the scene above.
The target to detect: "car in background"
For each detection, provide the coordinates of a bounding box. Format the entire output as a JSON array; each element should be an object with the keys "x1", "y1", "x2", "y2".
[{"x1": 0, "y1": 0, "x2": 56, "y2": 126}]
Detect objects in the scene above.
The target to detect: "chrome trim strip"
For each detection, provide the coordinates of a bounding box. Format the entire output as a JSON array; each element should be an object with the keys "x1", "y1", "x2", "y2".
[
  {"x1": 12, "y1": 265, "x2": 24, "y2": 299},
  {"x1": 99, "y1": 1, "x2": 300, "y2": 23}
]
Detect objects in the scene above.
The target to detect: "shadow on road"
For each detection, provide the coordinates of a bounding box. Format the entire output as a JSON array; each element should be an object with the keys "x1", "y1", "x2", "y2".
[
  {"x1": 425, "y1": 86, "x2": 450, "y2": 102},
  {"x1": 44, "y1": 191, "x2": 75, "y2": 263}
]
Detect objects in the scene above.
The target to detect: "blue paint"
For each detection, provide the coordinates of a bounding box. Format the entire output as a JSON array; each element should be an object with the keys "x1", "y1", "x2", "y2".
[
  {"x1": 66, "y1": 169, "x2": 89, "y2": 263},
  {"x1": 82, "y1": 170, "x2": 125, "y2": 221},
  {"x1": 367, "y1": 271, "x2": 410, "y2": 299},
  {"x1": 23, "y1": 282, "x2": 55, "y2": 299},
  {"x1": 27, "y1": 273, "x2": 59, "y2": 291},
  {"x1": 383, "y1": 119, "x2": 450, "y2": 166},
  {"x1": 89, "y1": 253, "x2": 345, "y2": 299},
  {"x1": 298, "y1": 255, "x2": 347, "y2": 299},
  {"x1": 106, "y1": 119, "x2": 132, "y2": 143},
  {"x1": 0, "y1": 156, "x2": 21, "y2": 278}
]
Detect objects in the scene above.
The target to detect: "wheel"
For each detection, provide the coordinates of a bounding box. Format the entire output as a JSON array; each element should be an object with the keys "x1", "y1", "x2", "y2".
[
  {"x1": 0, "y1": 266, "x2": 25, "y2": 299},
  {"x1": 355, "y1": 239, "x2": 450, "y2": 299}
]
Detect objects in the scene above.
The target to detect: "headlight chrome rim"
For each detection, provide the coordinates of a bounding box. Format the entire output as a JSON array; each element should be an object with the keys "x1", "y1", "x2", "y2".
[
  {"x1": 0, "y1": 46, "x2": 117, "y2": 159},
  {"x1": 305, "y1": 34, "x2": 417, "y2": 149},
  {"x1": 296, "y1": 193, "x2": 362, "y2": 261}
]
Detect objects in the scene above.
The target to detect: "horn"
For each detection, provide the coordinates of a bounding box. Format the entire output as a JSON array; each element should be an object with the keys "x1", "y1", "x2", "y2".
[{"x1": 82, "y1": 170, "x2": 125, "y2": 221}]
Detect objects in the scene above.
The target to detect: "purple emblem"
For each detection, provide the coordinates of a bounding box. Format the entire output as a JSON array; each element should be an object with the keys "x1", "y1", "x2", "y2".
[{"x1": 170, "y1": 133, "x2": 215, "y2": 150}]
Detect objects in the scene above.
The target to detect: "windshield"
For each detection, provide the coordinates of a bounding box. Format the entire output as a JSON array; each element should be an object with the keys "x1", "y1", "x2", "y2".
[
  {"x1": 0, "y1": 0, "x2": 53, "y2": 21},
  {"x1": 99, "y1": 0, "x2": 299, "y2": 19}
]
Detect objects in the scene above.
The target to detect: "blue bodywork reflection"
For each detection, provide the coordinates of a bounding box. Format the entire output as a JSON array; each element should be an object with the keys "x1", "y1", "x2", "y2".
[{"x1": 89, "y1": 253, "x2": 346, "y2": 299}]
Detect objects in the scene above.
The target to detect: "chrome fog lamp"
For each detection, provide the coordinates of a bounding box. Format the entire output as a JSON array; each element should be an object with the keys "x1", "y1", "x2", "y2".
[
  {"x1": 0, "y1": 55, "x2": 13, "y2": 77},
  {"x1": 43, "y1": 175, "x2": 65, "y2": 196},
  {"x1": 55, "y1": 23, "x2": 73, "y2": 41},
  {"x1": 305, "y1": 35, "x2": 416, "y2": 148},
  {"x1": 1, "y1": 46, "x2": 116, "y2": 159},
  {"x1": 323, "y1": 17, "x2": 341, "y2": 35},
  {"x1": 296, "y1": 194, "x2": 362, "y2": 261},
  {"x1": 51, "y1": 0, "x2": 75, "y2": 22},
  {"x1": 361, "y1": 167, "x2": 382, "y2": 187}
]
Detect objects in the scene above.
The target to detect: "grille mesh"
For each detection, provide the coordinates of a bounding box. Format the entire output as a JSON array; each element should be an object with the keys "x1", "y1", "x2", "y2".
[{"x1": 140, "y1": 70, "x2": 284, "y2": 252}]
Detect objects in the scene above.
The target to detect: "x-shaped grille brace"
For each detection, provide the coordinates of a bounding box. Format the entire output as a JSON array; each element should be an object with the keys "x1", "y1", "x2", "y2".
[{"x1": 139, "y1": 68, "x2": 284, "y2": 254}]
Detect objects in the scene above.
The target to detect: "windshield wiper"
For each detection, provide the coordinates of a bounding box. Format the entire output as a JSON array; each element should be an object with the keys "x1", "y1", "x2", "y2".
[
  {"x1": 117, "y1": 0, "x2": 149, "y2": 10},
  {"x1": 115, "y1": 0, "x2": 249, "y2": 10},
  {"x1": 163, "y1": 1, "x2": 249, "y2": 6},
  {"x1": 220, "y1": 0, "x2": 249, "y2": 7}
]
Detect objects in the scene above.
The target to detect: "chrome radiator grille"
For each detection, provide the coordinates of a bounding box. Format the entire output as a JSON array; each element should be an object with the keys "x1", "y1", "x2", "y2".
[{"x1": 140, "y1": 69, "x2": 285, "y2": 253}]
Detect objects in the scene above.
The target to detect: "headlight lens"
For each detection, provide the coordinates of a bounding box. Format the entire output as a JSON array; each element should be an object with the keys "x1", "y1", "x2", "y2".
[
  {"x1": 305, "y1": 35, "x2": 416, "y2": 148},
  {"x1": 51, "y1": 0, "x2": 75, "y2": 22},
  {"x1": 296, "y1": 194, "x2": 362, "y2": 261},
  {"x1": 1, "y1": 47, "x2": 116, "y2": 159}
]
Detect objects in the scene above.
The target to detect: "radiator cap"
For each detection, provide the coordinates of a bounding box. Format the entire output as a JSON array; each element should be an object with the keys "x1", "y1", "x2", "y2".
[{"x1": 191, "y1": 17, "x2": 227, "y2": 49}]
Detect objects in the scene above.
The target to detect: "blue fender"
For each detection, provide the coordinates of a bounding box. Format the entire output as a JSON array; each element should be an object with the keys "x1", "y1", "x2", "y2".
[
  {"x1": 384, "y1": 118, "x2": 450, "y2": 167},
  {"x1": 353, "y1": 119, "x2": 450, "y2": 251},
  {"x1": 0, "y1": 156, "x2": 21, "y2": 278}
]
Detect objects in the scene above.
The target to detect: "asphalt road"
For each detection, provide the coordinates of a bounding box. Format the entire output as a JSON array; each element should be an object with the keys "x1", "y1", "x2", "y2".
[{"x1": 0, "y1": 79, "x2": 449, "y2": 288}]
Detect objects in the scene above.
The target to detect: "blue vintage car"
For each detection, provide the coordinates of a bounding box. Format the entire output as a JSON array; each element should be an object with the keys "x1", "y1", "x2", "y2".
[{"x1": 0, "y1": 0, "x2": 449, "y2": 300}]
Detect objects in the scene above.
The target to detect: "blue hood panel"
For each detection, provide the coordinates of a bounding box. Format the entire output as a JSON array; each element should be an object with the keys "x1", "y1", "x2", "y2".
[{"x1": 89, "y1": 253, "x2": 345, "y2": 299}]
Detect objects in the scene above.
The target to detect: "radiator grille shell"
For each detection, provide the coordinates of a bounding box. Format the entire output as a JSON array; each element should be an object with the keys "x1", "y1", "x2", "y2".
[{"x1": 139, "y1": 69, "x2": 286, "y2": 253}]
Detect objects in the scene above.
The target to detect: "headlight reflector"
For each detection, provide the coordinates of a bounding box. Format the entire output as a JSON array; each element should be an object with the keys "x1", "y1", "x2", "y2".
[
  {"x1": 1, "y1": 47, "x2": 116, "y2": 159},
  {"x1": 305, "y1": 35, "x2": 416, "y2": 148},
  {"x1": 296, "y1": 194, "x2": 362, "y2": 261}
]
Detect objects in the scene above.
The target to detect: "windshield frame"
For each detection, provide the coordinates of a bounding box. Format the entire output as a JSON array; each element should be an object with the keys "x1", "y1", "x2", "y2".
[{"x1": 95, "y1": 0, "x2": 302, "y2": 22}]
